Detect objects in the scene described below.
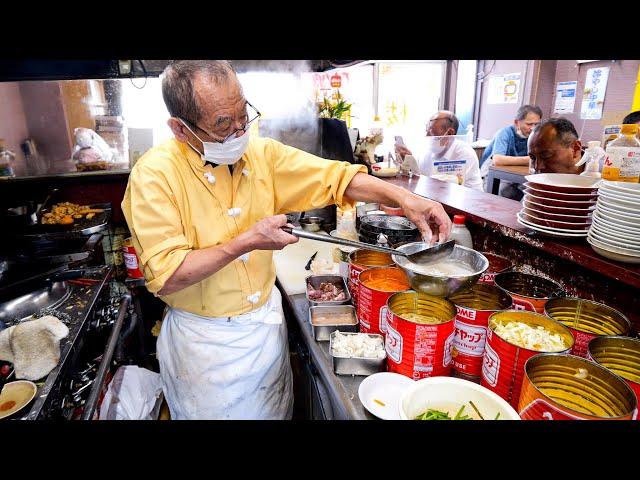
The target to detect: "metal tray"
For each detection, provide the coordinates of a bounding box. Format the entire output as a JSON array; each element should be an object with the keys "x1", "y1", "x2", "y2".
[
  {"x1": 13, "y1": 203, "x2": 112, "y2": 240},
  {"x1": 329, "y1": 331, "x2": 386, "y2": 376},
  {"x1": 309, "y1": 305, "x2": 358, "y2": 341},
  {"x1": 305, "y1": 274, "x2": 351, "y2": 306}
]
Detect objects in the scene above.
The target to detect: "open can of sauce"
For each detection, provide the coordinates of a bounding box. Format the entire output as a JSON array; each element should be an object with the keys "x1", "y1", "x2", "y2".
[
  {"x1": 448, "y1": 283, "x2": 512, "y2": 382},
  {"x1": 358, "y1": 266, "x2": 410, "y2": 336},
  {"x1": 347, "y1": 249, "x2": 394, "y2": 307},
  {"x1": 588, "y1": 335, "x2": 640, "y2": 414},
  {"x1": 385, "y1": 291, "x2": 456, "y2": 380},
  {"x1": 122, "y1": 237, "x2": 144, "y2": 279},
  {"x1": 481, "y1": 310, "x2": 574, "y2": 408},
  {"x1": 545, "y1": 298, "x2": 630, "y2": 358},
  {"x1": 494, "y1": 272, "x2": 564, "y2": 313},
  {"x1": 518, "y1": 353, "x2": 637, "y2": 420}
]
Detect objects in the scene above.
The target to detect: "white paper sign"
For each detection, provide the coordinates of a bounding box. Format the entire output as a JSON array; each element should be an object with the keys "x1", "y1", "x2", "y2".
[
  {"x1": 487, "y1": 73, "x2": 521, "y2": 104},
  {"x1": 580, "y1": 67, "x2": 610, "y2": 120},
  {"x1": 553, "y1": 81, "x2": 577, "y2": 114}
]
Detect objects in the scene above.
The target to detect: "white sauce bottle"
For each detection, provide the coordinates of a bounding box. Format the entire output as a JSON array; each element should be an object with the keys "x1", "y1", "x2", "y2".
[{"x1": 449, "y1": 214, "x2": 473, "y2": 249}]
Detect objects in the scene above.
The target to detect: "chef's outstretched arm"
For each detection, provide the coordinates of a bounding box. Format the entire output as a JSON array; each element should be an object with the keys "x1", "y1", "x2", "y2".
[{"x1": 344, "y1": 172, "x2": 452, "y2": 244}]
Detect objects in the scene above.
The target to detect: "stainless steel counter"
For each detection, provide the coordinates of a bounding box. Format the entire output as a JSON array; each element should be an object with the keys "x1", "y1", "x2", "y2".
[{"x1": 278, "y1": 280, "x2": 376, "y2": 420}]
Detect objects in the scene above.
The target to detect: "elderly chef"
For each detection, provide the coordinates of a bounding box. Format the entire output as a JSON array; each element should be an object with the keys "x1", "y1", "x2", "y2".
[{"x1": 122, "y1": 60, "x2": 452, "y2": 420}]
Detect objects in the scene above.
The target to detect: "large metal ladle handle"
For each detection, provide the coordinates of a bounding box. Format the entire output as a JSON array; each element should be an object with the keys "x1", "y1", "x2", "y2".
[{"x1": 280, "y1": 226, "x2": 407, "y2": 257}]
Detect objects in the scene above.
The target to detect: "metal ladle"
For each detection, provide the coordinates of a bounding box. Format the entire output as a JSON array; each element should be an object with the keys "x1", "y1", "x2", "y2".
[{"x1": 281, "y1": 227, "x2": 455, "y2": 264}]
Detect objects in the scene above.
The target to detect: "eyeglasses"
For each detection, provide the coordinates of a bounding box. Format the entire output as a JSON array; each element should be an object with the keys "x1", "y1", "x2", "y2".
[{"x1": 183, "y1": 100, "x2": 261, "y2": 144}]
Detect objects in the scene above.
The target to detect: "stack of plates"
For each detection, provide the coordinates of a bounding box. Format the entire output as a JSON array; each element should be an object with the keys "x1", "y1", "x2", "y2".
[
  {"x1": 517, "y1": 173, "x2": 600, "y2": 238},
  {"x1": 588, "y1": 181, "x2": 640, "y2": 264}
]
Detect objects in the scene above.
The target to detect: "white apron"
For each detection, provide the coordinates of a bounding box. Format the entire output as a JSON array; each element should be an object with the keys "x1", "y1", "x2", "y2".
[{"x1": 156, "y1": 287, "x2": 293, "y2": 420}]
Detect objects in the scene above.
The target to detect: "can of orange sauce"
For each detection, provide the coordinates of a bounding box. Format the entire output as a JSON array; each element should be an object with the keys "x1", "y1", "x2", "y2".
[
  {"x1": 385, "y1": 291, "x2": 456, "y2": 380},
  {"x1": 357, "y1": 266, "x2": 410, "y2": 336},
  {"x1": 545, "y1": 298, "x2": 630, "y2": 358},
  {"x1": 588, "y1": 336, "x2": 640, "y2": 413},
  {"x1": 347, "y1": 249, "x2": 394, "y2": 307},
  {"x1": 122, "y1": 237, "x2": 144, "y2": 279},
  {"x1": 481, "y1": 310, "x2": 574, "y2": 408},
  {"x1": 478, "y1": 253, "x2": 513, "y2": 285},
  {"x1": 494, "y1": 272, "x2": 564, "y2": 313},
  {"x1": 518, "y1": 353, "x2": 637, "y2": 420},
  {"x1": 448, "y1": 283, "x2": 512, "y2": 382}
]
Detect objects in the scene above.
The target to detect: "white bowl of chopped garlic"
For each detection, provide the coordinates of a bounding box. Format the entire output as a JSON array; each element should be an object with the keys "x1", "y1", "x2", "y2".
[{"x1": 399, "y1": 376, "x2": 521, "y2": 420}]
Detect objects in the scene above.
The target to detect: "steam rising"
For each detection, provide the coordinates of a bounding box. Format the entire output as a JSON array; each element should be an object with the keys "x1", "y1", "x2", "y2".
[{"x1": 234, "y1": 60, "x2": 320, "y2": 155}]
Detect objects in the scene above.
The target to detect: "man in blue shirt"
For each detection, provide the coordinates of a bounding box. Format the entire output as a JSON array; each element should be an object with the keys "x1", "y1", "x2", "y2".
[{"x1": 480, "y1": 105, "x2": 542, "y2": 199}]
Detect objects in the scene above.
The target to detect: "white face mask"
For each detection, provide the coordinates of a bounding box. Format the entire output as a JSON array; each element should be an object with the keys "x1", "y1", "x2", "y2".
[{"x1": 181, "y1": 120, "x2": 250, "y2": 165}]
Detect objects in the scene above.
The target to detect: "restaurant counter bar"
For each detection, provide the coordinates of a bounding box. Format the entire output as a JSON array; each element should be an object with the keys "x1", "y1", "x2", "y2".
[{"x1": 281, "y1": 175, "x2": 640, "y2": 420}]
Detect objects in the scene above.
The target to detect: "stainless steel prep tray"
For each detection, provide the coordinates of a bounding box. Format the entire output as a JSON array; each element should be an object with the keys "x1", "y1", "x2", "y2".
[
  {"x1": 305, "y1": 274, "x2": 351, "y2": 306},
  {"x1": 309, "y1": 305, "x2": 358, "y2": 341},
  {"x1": 329, "y1": 331, "x2": 386, "y2": 376}
]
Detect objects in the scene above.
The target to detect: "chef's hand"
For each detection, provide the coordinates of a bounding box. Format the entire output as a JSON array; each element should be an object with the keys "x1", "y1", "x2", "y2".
[
  {"x1": 241, "y1": 214, "x2": 299, "y2": 251},
  {"x1": 399, "y1": 192, "x2": 451, "y2": 245},
  {"x1": 395, "y1": 144, "x2": 412, "y2": 160}
]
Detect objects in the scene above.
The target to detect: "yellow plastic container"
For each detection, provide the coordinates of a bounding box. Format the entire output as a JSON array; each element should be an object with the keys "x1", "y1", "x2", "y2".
[{"x1": 602, "y1": 124, "x2": 640, "y2": 182}]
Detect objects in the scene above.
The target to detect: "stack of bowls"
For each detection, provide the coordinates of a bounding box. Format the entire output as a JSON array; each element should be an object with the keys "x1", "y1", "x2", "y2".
[
  {"x1": 358, "y1": 214, "x2": 420, "y2": 246},
  {"x1": 518, "y1": 173, "x2": 599, "y2": 238},
  {"x1": 588, "y1": 181, "x2": 640, "y2": 264}
]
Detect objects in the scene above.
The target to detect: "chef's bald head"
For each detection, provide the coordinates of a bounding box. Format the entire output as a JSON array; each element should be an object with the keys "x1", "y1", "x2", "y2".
[{"x1": 162, "y1": 60, "x2": 237, "y2": 125}]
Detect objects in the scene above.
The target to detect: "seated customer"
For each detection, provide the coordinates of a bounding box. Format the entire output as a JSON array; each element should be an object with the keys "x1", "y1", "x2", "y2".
[
  {"x1": 622, "y1": 110, "x2": 640, "y2": 125},
  {"x1": 395, "y1": 110, "x2": 483, "y2": 190},
  {"x1": 527, "y1": 117, "x2": 585, "y2": 174},
  {"x1": 480, "y1": 104, "x2": 542, "y2": 199}
]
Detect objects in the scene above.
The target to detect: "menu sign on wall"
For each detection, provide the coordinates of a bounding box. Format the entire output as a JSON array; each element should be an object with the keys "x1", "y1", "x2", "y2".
[
  {"x1": 553, "y1": 81, "x2": 577, "y2": 114},
  {"x1": 487, "y1": 73, "x2": 521, "y2": 104},
  {"x1": 580, "y1": 67, "x2": 610, "y2": 120}
]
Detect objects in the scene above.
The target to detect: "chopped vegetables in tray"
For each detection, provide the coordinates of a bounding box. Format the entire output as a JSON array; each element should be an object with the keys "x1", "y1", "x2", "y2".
[{"x1": 41, "y1": 202, "x2": 105, "y2": 225}]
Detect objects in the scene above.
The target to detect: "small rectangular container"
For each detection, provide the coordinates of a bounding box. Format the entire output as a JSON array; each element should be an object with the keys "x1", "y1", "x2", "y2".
[
  {"x1": 305, "y1": 274, "x2": 351, "y2": 306},
  {"x1": 309, "y1": 305, "x2": 358, "y2": 341},
  {"x1": 329, "y1": 331, "x2": 386, "y2": 376}
]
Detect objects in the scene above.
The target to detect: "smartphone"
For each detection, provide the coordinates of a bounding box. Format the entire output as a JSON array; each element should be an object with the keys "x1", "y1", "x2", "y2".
[{"x1": 394, "y1": 136, "x2": 405, "y2": 146}]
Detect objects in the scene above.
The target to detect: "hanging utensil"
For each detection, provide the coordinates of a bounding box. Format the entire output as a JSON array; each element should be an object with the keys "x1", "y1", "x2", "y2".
[{"x1": 282, "y1": 227, "x2": 455, "y2": 264}]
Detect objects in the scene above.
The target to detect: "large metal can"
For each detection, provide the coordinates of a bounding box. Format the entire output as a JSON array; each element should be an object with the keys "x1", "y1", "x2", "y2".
[
  {"x1": 347, "y1": 249, "x2": 393, "y2": 307},
  {"x1": 385, "y1": 291, "x2": 456, "y2": 380},
  {"x1": 357, "y1": 266, "x2": 410, "y2": 336},
  {"x1": 588, "y1": 335, "x2": 640, "y2": 412},
  {"x1": 494, "y1": 272, "x2": 563, "y2": 313},
  {"x1": 448, "y1": 283, "x2": 512, "y2": 381},
  {"x1": 545, "y1": 298, "x2": 630, "y2": 358},
  {"x1": 518, "y1": 353, "x2": 637, "y2": 420},
  {"x1": 481, "y1": 310, "x2": 574, "y2": 408}
]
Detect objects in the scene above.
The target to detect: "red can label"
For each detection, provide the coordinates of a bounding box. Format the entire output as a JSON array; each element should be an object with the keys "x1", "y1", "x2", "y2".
[
  {"x1": 481, "y1": 337, "x2": 500, "y2": 387},
  {"x1": 512, "y1": 297, "x2": 536, "y2": 312},
  {"x1": 452, "y1": 320, "x2": 488, "y2": 375},
  {"x1": 357, "y1": 283, "x2": 396, "y2": 336},
  {"x1": 348, "y1": 263, "x2": 366, "y2": 306},
  {"x1": 569, "y1": 329, "x2": 596, "y2": 358},
  {"x1": 479, "y1": 272, "x2": 497, "y2": 285},
  {"x1": 123, "y1": 252, "x2": 138, "y2": 270},
  {"x1": 386, "y1": 310, "x2": 454, "y2": 380}
]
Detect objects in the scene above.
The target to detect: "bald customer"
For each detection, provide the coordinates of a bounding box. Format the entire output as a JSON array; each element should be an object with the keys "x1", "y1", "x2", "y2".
[{"x1": 528, "y1": 118, "x2": 585, "y2": 174}]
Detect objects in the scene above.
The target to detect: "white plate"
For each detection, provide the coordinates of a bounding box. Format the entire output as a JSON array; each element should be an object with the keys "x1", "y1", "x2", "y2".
[
  {"x1": 601, "y1": 180, "x2": 640, "y2": 196},
  {"x1": 592, "y1": 216, "x2": 640, "y2": 238},
  {"x1": 524, "y1": 173, "x2": 601, "y2": 190},
  {"x1": 592, "y1": 212, "x2": 640, "y2": 233},
  {"x1": 517, "y1": 213, "x2": 589, "y2": 238},
  {"x1": 598, "y1": 197, "x2": 640, "y2": 214},
  {"x1": 587, "y1": 236, "x2": 640, "y2": 264},
  {"x1": 588, "y1": 231, "x2": 640, "y2": 254},
  {"x1": 595, "y1": 204, "x2": 640, "y2": 224},
  {"x1": 523, "y1": 205, "x2": 593, "y2": 222},
  {"x1": 358, "y1": 372, "x2": 415, "y2": 420},
  {"x1": 598, "y1": 190, "x2": 640, "y2": 207},
  {"x1": 518, "y1": 211, "x2": 590, "y2": 232},
  {"x1": 589, "y1": 223, "x2": 640, "y2": 246}
]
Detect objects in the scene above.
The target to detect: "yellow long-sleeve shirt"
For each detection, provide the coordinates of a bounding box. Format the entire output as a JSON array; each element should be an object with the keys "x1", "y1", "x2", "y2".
[{"x1": 121, "y1": 135, "x2": 366, "y2": 317}]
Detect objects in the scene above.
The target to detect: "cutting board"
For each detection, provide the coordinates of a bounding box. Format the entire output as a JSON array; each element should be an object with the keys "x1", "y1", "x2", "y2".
[{"x1": 273, "y1": 234, "x2": 338, "y2": 296}]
